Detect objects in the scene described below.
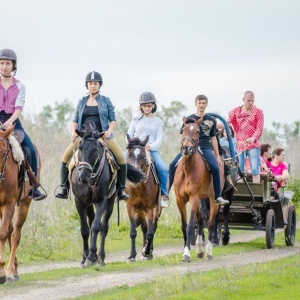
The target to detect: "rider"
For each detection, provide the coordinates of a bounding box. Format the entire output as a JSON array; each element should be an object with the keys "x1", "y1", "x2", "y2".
[
  {"x1": 127, "y1": 92, "x2": 169, "y2": 208},
  {"x1": 168, "y1": 94, "x2": 229, "y2": 206},
  {"x1": 0, "y1": 48, "x2": 46, "y2": 201},
  {"x1": 55, "y1": 71, "x2": 129, "y2": 200}
]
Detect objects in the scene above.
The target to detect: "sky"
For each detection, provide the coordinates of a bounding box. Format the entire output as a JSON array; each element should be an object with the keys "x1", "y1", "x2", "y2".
[{"x1": 2, "y1": 0, "x2": 300, "y2": 128}]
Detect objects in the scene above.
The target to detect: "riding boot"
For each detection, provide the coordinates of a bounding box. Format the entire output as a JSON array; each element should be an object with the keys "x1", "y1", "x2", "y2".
[
  {"x1": 55, "y1": 162, "x2": 70, "y2": 199},
  {"x1": 117, "y1": 164, "x2": 129, "y2": 200}
]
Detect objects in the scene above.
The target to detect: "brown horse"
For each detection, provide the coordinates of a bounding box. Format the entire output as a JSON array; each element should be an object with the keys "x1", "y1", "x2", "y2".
[
  {"x1": 0, "y1": 125, "x2": 41, "y2": 283},
  {"x1": 125, "y1": 134, "x2": 161, "y2": 261},
  {"x1": 174, "y1": 117, "x2": 225, "y2": 261}
]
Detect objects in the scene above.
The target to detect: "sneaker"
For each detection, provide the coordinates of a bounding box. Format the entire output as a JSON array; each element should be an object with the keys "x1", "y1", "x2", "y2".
[
  {"x1": 215, "y1": 196, "x2": 229, "y2": 206},
  {"x1": 161, "y1": 195, "x2": 169, "y2": 208},
  {"x1": 29, "y1": 188, "x2": 47, "y2": 201}
]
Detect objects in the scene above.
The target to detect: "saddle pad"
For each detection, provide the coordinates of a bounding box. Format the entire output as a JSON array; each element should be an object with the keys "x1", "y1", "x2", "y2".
[{"x1": 9, "y1": 133, "x2": 24, "y2": 166}]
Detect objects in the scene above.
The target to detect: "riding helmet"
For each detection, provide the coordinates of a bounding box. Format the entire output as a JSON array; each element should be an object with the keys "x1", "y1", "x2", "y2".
[
  {"x1": 85, "y1": 71, "x2": 103, "y2": 88},
  {"x1": 139, "y1": 92, "x2": 157, "y2": 113},
  {"x1": 0, "y1": 48, "x2": 17, "y2": 71}
]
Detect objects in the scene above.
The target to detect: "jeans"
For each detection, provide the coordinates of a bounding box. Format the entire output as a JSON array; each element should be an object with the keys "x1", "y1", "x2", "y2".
[
  {"x1": 238, "y1": 147, "x2": 260, "y2": 175},
  {"x1": 169, "y1": 149, "x2": 222, "y2": 198},
  {"x1": 0, "y1": 113, "x2": 38, "y2": 175},
  {"x1": 150, "y1": 150, "x2": 169, "y2": 196}
]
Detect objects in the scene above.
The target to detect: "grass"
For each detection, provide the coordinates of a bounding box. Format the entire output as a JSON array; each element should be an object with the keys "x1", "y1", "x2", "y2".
[{"x1": 70, "y1": 254, "x2": 300, "y2": 300}]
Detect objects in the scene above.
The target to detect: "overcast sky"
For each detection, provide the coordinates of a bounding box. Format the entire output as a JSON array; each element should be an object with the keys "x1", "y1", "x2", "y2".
[{"x1": 2, "y1": 0, "x2": 300, "y2": 128}]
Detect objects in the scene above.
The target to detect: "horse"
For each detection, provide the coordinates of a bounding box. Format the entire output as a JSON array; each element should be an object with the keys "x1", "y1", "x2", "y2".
[
  {"x1": 0, "y1": 125, "x2": 42, "y2": 283},
  {"x1": 71, "y1": 123, "x2": 145, "y2": 267},
  {"x1": 125, "y1": 134, "x2": 161, "y2": 262},
  {"x1": 174, "y1": 117, "x2": 226, "y2": 261}
]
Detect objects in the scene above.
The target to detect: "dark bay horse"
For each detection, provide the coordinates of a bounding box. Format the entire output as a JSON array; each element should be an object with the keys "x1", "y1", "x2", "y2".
[
  {"x1": 125, "y1": 134, "x2": 161, "y2": 261},
  {"x1": 71, "y1": 124, "x2": 145, "y2": 267},
  {"x1": 0, "y1": 125, "x2": 42, "y2": 283},
  {"x1": 174, "y1": 117, "x2": 226, "y2": 261}
]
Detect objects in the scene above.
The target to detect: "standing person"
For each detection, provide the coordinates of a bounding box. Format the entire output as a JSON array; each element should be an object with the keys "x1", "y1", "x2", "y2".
[
  {"x1": 55, "y1": 71, "x2": 129, "y2": 200},
  {"x1": 169, "y1": 94, "x2": 229, "y2": 205},
  {"x1": 127, "y1": 92, "x2": 169, "y2": 208},
  {"x1": 0, "y1": 48, "x2": 46, "y2": 201},
  {"x1": 228, "y1": 91, "x2": 264, "y2": 183}
]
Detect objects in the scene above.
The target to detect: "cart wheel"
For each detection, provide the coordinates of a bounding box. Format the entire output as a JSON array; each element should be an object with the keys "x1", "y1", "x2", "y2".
[
  {"x1": 265, "y1": 209, "x2": 275, "y2": 249},
  {"x1": 285, "y1": 206, "x2": 296, "y2": 246}
]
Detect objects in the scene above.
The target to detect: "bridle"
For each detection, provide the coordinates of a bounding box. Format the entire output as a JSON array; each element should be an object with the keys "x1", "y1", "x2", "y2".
[
  {"x1": 128, "y1": 145, "x2": 150, "y2": 182},
  {"x1": 0, "y1": 136, "x2": 10, "y2": 182},
  {"x1": 180, "y1": 125, "x2": 199, "y2": 155},
  {"x1": 77, "y1": 138, "x2": 106, "y2": 185}
]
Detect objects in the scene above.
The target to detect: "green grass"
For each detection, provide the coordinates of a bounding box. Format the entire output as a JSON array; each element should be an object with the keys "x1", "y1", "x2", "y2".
[{"x1": 71, "y1": 254, "x2": 300, "y2": 300}]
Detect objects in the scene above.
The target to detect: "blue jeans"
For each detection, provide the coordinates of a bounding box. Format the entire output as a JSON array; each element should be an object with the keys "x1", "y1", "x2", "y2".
[
  {"x1": 150, "y1": 150, "x2": 169, "y2": 196},
  {"x1": 169, "y1": 149, "x2": 221, "y2": 198},
  {"x1": 238, "y1": 147, "x2": 260, "y2": 175},
  {"x1": 0, "y1": 113, "x2": 38, "y2": 175}
]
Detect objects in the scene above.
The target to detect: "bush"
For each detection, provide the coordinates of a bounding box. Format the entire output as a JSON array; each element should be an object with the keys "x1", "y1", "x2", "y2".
[{"x1": 286, "y1": 177, "x2": 300, "y2": 207}]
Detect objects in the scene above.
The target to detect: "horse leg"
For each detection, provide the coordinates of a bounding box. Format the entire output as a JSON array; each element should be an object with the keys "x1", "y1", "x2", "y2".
[
  {"x1": 177, "y1": 202, "x2": 189, "y2": 261},
  {"x1": 206, "y1": 197, "x2": 219, "y2": 260},
  {"x1": 142, "y1": 209, "x2": 155, "y2": 259},
  {"x1": 6, "y1": 198, "x2": 31, "y2": 282},
  {"x1": 127, "y1": 205, "x2": 137, "y2": 262},
  {"x1": 75, "y1": 199, "x2": 92, "y2": 267},
  {"x1": 98, "y1": 197, "x2": 115, "y2": 266},
  {"x1": 195, "y1": 212, "x2": 205, "y2": 259},
  {"x1": 221, "y1": 190, "x2": 232, "y2": 246}
]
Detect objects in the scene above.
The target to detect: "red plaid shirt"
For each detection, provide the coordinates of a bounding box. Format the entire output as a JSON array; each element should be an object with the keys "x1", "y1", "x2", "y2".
[{"x1": 228, "y1": 105, "x2": 264, "y2": 152}]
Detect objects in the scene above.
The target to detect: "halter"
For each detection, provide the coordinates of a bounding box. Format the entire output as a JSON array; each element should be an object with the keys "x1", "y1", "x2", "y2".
[{"x1": 0, "y1": 137, "x2": 10, "y2": 182}]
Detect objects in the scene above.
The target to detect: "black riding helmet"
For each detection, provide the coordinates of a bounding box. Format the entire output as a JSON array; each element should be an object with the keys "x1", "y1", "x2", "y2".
[
  {"x1": 0, "y1": 48, "x2": 17, "y2": 71},
  {"x1": 85, "y1": 71, "x2": 103, "y2": 88},
  {"x1": 139, "y1": 92, "x2": 157, "y2": 113}
]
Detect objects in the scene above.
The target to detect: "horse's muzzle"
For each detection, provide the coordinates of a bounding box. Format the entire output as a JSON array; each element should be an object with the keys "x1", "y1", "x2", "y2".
[{"x1": 181, "y1": 146, "x2": 195, "y2": 156}]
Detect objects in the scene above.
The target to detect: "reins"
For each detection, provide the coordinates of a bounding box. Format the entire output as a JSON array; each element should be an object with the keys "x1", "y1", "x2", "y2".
[{"x1": 0, "y1": 137, "x2": 10, "y2": 182}]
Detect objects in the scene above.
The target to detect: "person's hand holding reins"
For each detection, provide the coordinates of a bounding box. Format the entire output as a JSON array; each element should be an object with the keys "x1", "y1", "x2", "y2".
[
  {"x1": 104, "y1": 129, "x2": 112, "y2": 139},
  {"x1": 71, "y1": 131, "x2": 78, "y2": 142}
]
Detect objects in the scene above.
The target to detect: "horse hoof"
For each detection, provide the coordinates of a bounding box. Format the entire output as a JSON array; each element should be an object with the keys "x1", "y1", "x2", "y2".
[
  {"x1": 206, "y1": 255, "x2": 213, "y2": 261},
  {"x1": 197, "y1": 252, "x2": 205, "y2": 259},
  {"x1": 0, "y1": 275, "x2": 6, "y2": 284},
  {"x1": 6, "y1": 276, "x2": 15, "y2": 284},
  {"x1": 80, "y1": 263, "x2": 86, "y2": 268},
  {"x1": 100, "y1": 262, "x2": 105, "y2": 267},
  {"x1": 127, "y1": 258, "x2": 136, "y2": 263},
  {"x1": 14, "y1": 275, "x2": 20, "y2": 281},
  {"x1": 84, "y1": 259, "x2": 97, "y2": 268},
  {"x1": 146, "y1": 255, "x2": 153, "y2": 261},
  {"x1": 182, "y1": 255, "x2": 191, "y2": 262},
  {"x1": 142, "y1": 248, "x2": 152, "y2": 258}
]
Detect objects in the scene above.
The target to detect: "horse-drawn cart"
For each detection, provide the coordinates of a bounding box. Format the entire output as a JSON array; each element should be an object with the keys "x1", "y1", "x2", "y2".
[{"x1": 219, "y1": 173, "x2": 296, "y2": 249}]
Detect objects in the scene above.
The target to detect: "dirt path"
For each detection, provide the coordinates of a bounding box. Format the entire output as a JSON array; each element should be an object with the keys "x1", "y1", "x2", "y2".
[{"x1": 0, "y1": 225, "x2": 299, "y2": 300}]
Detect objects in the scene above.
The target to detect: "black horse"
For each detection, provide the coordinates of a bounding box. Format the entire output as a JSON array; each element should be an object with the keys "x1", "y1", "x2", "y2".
[{"x1": 71, "y1": 123, "x2": 145, "y2": 267}]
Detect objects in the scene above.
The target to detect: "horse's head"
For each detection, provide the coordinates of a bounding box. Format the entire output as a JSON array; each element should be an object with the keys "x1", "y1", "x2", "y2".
[
  {"x1": 180, "y1": 117, "x2": 201, "y2": 156},
  {"x1": 126, "y1": 134, "x2": 149, "y2": 172},
  {"x1": 75, "y1": 123, "x2": 105, "y2": 184}
]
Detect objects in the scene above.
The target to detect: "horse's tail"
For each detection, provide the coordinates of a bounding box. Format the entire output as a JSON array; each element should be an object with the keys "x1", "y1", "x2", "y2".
[{"x1": 126, "y1": 163, "x2": 145, "y2": 183}]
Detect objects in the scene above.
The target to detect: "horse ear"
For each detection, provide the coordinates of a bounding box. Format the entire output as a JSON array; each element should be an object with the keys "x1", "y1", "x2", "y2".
[
  {"x1": 126, "y1": 134, "x2": 132, "y2": 143},
  {"x1": 140, "y1": 135, "x2": 149, "y2": 147},
  {"x1": 75, "y1": 129, "x2": 84, "y2": 138},
  {"x1": 95, "y1": 131, "x2": 105, "y2": 139},
  {"x1": 182, "y1": 116, "x2": 186, "y2": 123},
  {"x1": 196, "y1": 117, "x2": 203, "y2": 126},
  {"x1": 3, "y1": 124, "x2": 15, "y2": 138}
]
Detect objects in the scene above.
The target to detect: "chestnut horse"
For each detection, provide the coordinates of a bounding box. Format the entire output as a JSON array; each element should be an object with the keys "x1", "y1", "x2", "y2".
[
  {"x1": 174, "y1": 117, "x2": 225, "y2": 261},
  {"x1": 0, "y1": 126, "x2": 42, "y2": 283},
  {"x1": 125, "y1": 134, "x2": 161, "y2": 261}
]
